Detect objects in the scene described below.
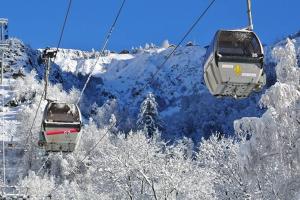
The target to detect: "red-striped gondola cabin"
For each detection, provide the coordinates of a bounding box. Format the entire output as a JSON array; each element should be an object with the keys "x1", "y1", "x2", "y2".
[{"x1": 38, "y1": 101, "x2": 82, "y2": 152}]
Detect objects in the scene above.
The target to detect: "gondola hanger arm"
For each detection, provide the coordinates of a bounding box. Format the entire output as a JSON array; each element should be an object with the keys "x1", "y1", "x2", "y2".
[{"x1": 246, "y1": 0, "x2": 254, "y2": 31}]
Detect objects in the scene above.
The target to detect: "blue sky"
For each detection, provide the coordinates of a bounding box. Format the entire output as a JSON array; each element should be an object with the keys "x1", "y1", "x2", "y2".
[{"x1": 2, "y1": 0, "x2": 300, "y2": 51}]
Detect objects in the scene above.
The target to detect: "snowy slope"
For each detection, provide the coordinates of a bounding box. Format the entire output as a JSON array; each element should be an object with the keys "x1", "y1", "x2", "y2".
[{"x1": 48, "y1": 44, "x2": 264, "y2": 142}]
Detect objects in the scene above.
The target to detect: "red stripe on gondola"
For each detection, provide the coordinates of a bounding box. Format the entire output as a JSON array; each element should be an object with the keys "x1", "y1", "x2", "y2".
[{"x1": 46, "y1": 128, "x2": 79, "y2": 135}]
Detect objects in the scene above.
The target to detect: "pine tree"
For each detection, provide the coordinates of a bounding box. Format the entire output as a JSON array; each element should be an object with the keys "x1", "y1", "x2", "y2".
[
  {"x1": 144, "y1": 43, "x2": 150, "y2": 50},
  {"x1": 137, "y1": 92, "x2": 161, "y2": 137}
]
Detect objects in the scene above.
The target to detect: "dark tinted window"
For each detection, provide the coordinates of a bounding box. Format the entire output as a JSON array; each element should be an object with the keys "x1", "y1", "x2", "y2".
[
  {"x1": 217, "y1": 31, "x2": 262, "y2": 57},
  {"x1": 46, "y1": 103, "x2": 80, "y2": 122}
]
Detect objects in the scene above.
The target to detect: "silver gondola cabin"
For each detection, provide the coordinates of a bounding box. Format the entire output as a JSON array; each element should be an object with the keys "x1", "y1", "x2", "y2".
[
  {"x1": 38, "y1": 102, "x2": 82, "y2": 152},
  {"x1": 203, "y1": 29, "x2": 266, "y2": 98}
]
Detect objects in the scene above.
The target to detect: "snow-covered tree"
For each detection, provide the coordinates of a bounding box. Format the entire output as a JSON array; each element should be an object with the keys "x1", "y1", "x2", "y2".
[
  {"x1": 137, "y1": 92, "x2": 162, "y2": 137},
  {"x1": 19, "y1": 171, "x2": 55, "y2": 200},
  {"x1": 150, "y1": 43, "x2": 156, "y2": 49},
  {"x1": 272, "y1": 38, "x2": 299, "y2": 84},
  {"x1": 12, "y1": 70, "x2": 43, "y2": 104},
  {"x1": 51, "y1": 181, "x2": 84, "y2": 200},
  {"x1": 197, "y1": 134, "x2": 249, "y2": 199},
  {"x1": 162, "y1": 39, "x2": 170, "y2": 48},
  {"x1": 70, "y1": 130, "x2": 215, "y2": 199},
  {"x1": 233, "y1": 38, "x2": 300, "y2": 199},
  {"x1": 91, "y1": 99, "x2": 119, "y2": 128},
  {"x1": 144, "y1": 43, "x2": 150, "y2": 50}
]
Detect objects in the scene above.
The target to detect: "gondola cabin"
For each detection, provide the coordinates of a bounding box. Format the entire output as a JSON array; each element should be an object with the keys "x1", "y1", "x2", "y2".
[
  {"x1": 203, "y1": 29, "x2": 266, "y2": 98},
  {"x1": 39, "y1": 102, "x2": 82, "y2": 152}
]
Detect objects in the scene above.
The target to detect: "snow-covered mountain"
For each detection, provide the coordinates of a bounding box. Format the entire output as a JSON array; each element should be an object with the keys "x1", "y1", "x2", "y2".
[
  {"x1": 0, "y1": 31, "x2": 299, "y2": 199},
  {"x1": 4, "y1": 35, "x2": 291, "y2": 143}
]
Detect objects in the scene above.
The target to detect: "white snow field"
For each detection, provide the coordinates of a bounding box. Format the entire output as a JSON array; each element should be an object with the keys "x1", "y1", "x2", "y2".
[{"x1": 0, "y1": 32, "x2": 298, "y2": 199}]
